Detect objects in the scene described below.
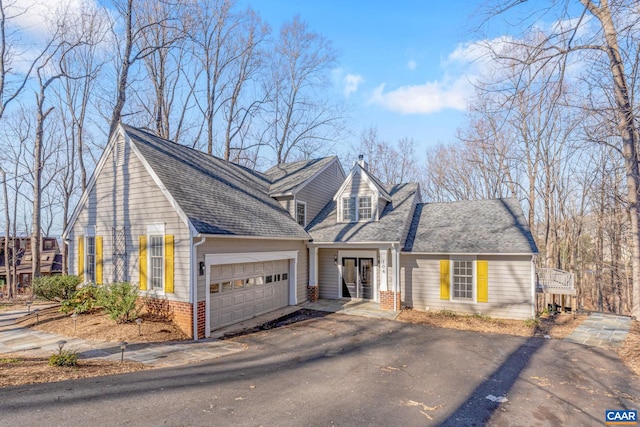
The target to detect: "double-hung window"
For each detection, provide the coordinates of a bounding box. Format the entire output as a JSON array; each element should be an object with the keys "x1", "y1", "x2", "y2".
[
  {"x1": 149, "y1": 235, "x2": 164, "y2": 291},
  {"x1": 85, "y1": 236, "x2": 96, "y2": 283},
  {"x1": 296, "y1": 201, "x2": 306, "y2": 227},
  {"x1": 358, "y1": 196, "x2": 372, "y2": 220},
  {"x1": 452, "y1": 260, "x2": 473, "y2": 301},
  {"x1": 342, "y1": 197, "x2": 356, "y2": 222}
]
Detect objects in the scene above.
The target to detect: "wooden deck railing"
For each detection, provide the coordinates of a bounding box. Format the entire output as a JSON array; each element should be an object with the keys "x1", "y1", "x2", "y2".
[{"x1": 536, "y1": 268, "x2": 575, "y2": 295}]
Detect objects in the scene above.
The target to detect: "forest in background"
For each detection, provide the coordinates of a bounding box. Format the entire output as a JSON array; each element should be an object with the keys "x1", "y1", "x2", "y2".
[{"x1": 1, "y1": 0, "x2": 638, "y2": 317}]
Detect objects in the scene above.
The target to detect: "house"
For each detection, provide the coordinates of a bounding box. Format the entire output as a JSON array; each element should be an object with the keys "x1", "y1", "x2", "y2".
[
  {"x1": 63, "y1": 124, "x2": 538, "y2": 339},
  {"x1": 0, "y1": 237, "x2": 63, "y2": 292}
]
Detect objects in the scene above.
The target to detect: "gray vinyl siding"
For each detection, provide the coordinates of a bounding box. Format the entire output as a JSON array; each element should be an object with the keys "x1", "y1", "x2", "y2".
[
  {"x1": 68, "y1": 134, "x2": 191, "y2": 302},
  {"x1": 196, "y1": 238, "x2": 308, "y2": 303},
  {"x1": 341, "y1": 170, "x2": 371, "y2": 194},
  {"x1": 296, "y1": 161, "x2": 344, "y2": 225},
  {"x1": 275, "y1": 196, "x2": 294, "y2": 217},
  {"x1": 400, "y1": 254, "x2": 533, "y2": 320},
  {"x1": 318, "y1": 248, "x2": 339, "y2": 299}
]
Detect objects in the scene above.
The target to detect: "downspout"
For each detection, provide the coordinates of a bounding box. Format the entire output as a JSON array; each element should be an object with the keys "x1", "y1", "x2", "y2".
[
  {"x1": 394, "y1": 244, "x2": 400, "y2": 312},
  {"x1": 531, "y1": 254, "x2": 537, "y2": 318},
  {"x1": 191, "y1": 234, "x2": 206, "y2": 340}
]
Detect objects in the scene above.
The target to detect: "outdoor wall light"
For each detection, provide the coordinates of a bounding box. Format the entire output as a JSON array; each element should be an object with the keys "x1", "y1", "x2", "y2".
[
  {"x1": 119, "y1": 341, "x2": 128, "y2": 362},
  {"x1": 334, "y1": 255, "x2": 338, "y2": 265},
  {"x1": 199, "y1": 261, "x2": 205, "y2": 276},
  {"x1": 136, "y1": 318, "x2": 143, "y2": 336},
  {"x1": 71, "y1": 312, "x2": 78, "y2": 331}
]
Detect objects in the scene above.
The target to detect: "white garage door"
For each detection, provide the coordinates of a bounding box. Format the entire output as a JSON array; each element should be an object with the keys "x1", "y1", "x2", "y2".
[{"x1": 209, "y1": 260, "x2": 290, "y2": 329}]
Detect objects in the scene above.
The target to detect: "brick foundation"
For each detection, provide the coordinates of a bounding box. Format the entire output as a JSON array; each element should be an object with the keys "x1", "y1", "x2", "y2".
[
  {"x1": 141, "y1": 298, "x2": 194, "y2": 339},
  {"x1": 307, "y1": 285, "x2": 320, "y2": 302},
  {"x1": 379, "y1": 290, "x2": 401, "y2": 311},
  {"x1": 197, "y1": 300, "x2": 206, "y2": 339}
]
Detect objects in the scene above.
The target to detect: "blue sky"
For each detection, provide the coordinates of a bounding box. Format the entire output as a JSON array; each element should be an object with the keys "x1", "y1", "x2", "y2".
[{"x1": 243, "y1": 0, "x2": 483, "y2": 153}]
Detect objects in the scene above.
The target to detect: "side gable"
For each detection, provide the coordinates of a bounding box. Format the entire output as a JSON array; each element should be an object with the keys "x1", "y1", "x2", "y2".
[{"x1": 63, "y1": 124, "x2": 193, "y2": 240}]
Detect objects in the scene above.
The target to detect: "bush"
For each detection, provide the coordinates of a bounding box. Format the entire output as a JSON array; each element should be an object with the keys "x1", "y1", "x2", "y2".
[
  {"x1": 33, "y1": 275, "x2": 81, "y2": 302},
  {"x1": 97, "y1": 282, "x2": 142, "y2": 323},
  {"x1": 524, "y1": 317, "x2": 540, "y2": 328},
  {"x1": 60, "y1": 285, "x2": 101, "y2": 314},
  {"x1": 49, "y1": 349, "x2": 78, "y2": 367}
]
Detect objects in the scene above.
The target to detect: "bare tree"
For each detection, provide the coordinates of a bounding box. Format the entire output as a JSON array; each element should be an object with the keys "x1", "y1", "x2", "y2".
[
  {"x1": 262, "y1": 16, "x2": 342, "y2": 164},
  {"x1": 483, "y1": 0, "x2": 640, "y2": 316}
]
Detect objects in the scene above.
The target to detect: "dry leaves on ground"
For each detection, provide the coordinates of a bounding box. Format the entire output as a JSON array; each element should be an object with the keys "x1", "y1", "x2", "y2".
[
  {"x1": 397, "y1": 308, "x2": 584, "y2": 338},
  {"x1": 17, "y1": 306, "x2": 189, "y2": 343},
  {"x1": 0, "y1": 353, "x2": 146, "y2": 387},
  {"x1": 618, "y1": 320, "x2": 640, "y2": 377}
]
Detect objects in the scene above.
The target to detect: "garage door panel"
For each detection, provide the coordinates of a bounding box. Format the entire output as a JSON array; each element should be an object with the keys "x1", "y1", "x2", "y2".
[{"x1": 210, "y1": 260, "x2": 291, "y2": 330}]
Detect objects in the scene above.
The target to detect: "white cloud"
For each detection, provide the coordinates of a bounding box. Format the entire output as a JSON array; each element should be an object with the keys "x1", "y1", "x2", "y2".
[
  {"x1": 407, "y1": 60, "x2": 417, "y2": 71},
  {"x1": 10, "y1": 0, "x2": 98, "y2": 38},
  {"x1": 369, "y1": 36, "x2": 516, "y2": 115},
  {"x1": 369, "y1": 79, "x2": 469, "y2": 114},
  {"x1": 343, "y1": 73, "x2": 363, "y2": 97}
]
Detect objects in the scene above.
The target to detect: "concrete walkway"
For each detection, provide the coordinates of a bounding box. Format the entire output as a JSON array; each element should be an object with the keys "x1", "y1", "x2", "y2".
[
  {"x1": 0, "y1": 300, "x2": 399, "y2": 368},
  {"x1": 302, "y1": 298, "x2": 400, "y2": 320},
  {"x1": 564, "y1": 312, "x2": 632, "y2": 349},
  {"x1": 0, "y1": 305, "x2": 261, "y2": 368}
]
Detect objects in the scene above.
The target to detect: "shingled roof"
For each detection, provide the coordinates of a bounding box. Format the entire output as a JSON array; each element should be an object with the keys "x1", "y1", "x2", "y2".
[
  {"x1": 122, "y1": 125, "x2": 309, "y2": 239},
  {"x1": 403, "y1": 198, "x2": 538, "y2": 254},
  {"x1": 307, "y1": 183, "x2": 419, "y2": 243},
  {"x1": 265, "y1": 156, "x2": 340, "y2": 196}
]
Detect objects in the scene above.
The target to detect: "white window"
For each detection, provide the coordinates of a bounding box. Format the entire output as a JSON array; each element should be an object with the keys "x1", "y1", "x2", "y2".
[
  {"x1": 358, "y1": 196, "x2": 372, "y2": 220},
  {"x1": 342, "y1": 197, "x2": 356, "y2": 222},
  {"x1": 149, "y1": 235, "x2": 164, "y2": 290},
  {"x1": 147, "y1": 223, "x2": 165, "y2": 291},
  {"x1": 85, "y1": 236, "x2": 96, "y2": 283},
  {"x1": 452, "y1": 260, "x2": 474, "y2": 301},
  {"x1": 296, "y1": 201, "x2": 306, "y2": 226}
]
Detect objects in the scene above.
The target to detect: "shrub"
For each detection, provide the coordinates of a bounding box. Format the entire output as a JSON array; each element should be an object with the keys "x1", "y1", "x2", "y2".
[
  {"x1": 60, "y1": 285, "x2": 100, "y2": 314},
  {"x1": 49, "y1": 349, "x2": 78, "y2": 367},
  {"x1": 438, "y1": 310, "x2": 458, "y2": 318},
  {"x1": 97, "y1": 282, "x2": 142, "y2": 323},
  {"x1": 524, "y1": 317, "x2": 540, "y2": 328},
  {"x1": 33, "y1": 275, "x2": 81, "y2": 302}
]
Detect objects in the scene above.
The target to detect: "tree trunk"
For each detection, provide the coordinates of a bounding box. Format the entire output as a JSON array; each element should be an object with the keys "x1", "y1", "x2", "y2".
[
  {"x1": 589, "y1": 1, "x2": 640, "y2": 318},
  {"x1": 1, "y1": 168, "x2": 11, "y2": 298}
]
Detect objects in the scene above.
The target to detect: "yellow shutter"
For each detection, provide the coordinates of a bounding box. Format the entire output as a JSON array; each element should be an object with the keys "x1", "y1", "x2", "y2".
[
  {"x1": 139, "y1": 236, "x2": 147, "y2": 290},
  {"x1": 77, "y1": 236, "x2": 84, "y2": 280},
  {"x1": 440, "y1": 259, "x2": 450, "y2": 300},
  {"x1": 477, "y1": 260, "x2": 489, "y2": 303},
  {"x1": 95, "y1": 236, "x2": 103, "y2": 285},
  {"x1": 164, "y1": 234, "x2": 174, "y2": 293}
]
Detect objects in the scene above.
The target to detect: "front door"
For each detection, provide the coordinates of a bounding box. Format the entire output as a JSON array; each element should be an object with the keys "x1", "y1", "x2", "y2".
[{"x1": 341, "y1": 257, "x2": 374, "y2": 299}]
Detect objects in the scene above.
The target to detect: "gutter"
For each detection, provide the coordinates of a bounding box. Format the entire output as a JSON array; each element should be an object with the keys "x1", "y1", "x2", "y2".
[{"x1": 191, "y1": 234, "x2": 206, "y2": 340}]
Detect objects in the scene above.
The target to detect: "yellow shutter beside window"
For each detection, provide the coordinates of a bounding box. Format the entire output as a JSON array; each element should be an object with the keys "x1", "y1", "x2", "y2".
[
  {"x1": 440, "y1": 259, "x2": 450, "y2": 300},
  {"x1": 477, "y1": 260, "x2": 489, "y2": 303},
  {"x1": 96, "y1": 236, "x2": 103, "y2": 285},
  {"x1": 164, "y1": 235, "x2": 174, "y2": 293},
  {"x1": 77, "y1": 236, "x2": 84, "y2": 280},
  {"x1": 139, "y1": 236, "x2": 147, "y2": 290}
]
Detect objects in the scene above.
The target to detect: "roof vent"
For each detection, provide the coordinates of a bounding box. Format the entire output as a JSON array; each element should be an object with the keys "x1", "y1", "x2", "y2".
[{"x1": 357, "y1": 154, "x2": 368, "y2": 171}]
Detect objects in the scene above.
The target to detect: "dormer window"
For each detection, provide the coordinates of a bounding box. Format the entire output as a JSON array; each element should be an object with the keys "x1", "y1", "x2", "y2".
[
  {"x1": 358, "y1": 196, "x2": 372, "y2": 220},
  {"x1": 341, "y1": 197, "x2": 356, "y2": 222},
  {"x1": 340, "y1": 195, "x2": 374, "y2": 222}
]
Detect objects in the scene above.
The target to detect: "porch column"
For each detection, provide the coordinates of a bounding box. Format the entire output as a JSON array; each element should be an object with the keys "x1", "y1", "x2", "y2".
[
  {"x1": 307, "y1": 246, "x2": 319, "y2": 302},
  {"x1": 380, "y1": 246, "x2": 400, "y2": 311},
  {"x1": 379, "y1": 248, "x2": 388, "y2": 292}
]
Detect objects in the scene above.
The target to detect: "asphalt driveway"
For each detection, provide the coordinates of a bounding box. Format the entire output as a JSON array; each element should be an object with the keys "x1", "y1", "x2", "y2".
[{"x1": 1, "y1": 313, "x2": 638, "y2": 426}]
